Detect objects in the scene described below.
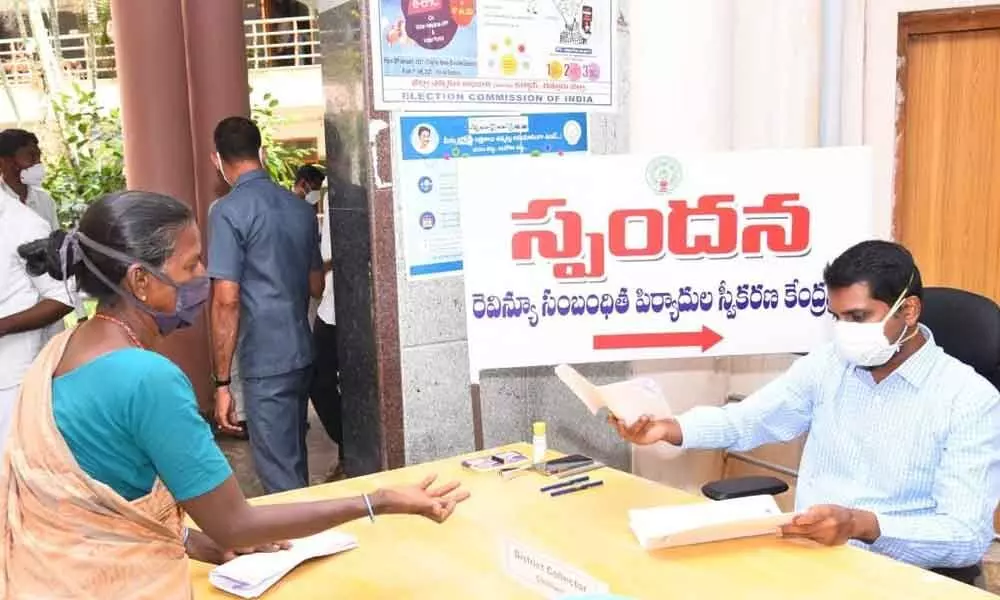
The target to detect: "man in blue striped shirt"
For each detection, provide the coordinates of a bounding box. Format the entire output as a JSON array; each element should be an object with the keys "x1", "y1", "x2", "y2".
[{"x1": 613, "y1": 241, "x2": 1000, "y2": 574}]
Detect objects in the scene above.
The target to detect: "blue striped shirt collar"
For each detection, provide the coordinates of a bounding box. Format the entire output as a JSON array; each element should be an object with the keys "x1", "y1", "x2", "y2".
[{"x1": 853, "y1": 323, "x2": 939, "y2": 388}]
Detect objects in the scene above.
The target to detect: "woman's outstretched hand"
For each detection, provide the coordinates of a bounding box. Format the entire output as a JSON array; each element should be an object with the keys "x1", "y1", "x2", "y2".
[
  {"x1": 184, "y1": 528, "x2": 291, "y2": 564},
  {"x1": 372, "y1": 475, "x2": 471, "y2": 523},
  {"x1": 222, "y1": 541, "x2": 291, "y2": 563}
]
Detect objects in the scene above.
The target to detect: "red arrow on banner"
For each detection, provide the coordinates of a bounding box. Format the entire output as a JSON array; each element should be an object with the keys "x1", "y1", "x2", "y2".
[{"x1": 593, "y1": 326, "x2": 724, "y2": 352}]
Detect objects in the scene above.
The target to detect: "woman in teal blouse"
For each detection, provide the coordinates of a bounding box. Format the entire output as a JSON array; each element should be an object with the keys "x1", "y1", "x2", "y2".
[{"x1": 4, "y1": 191, "x2": 469, "y2": 598}]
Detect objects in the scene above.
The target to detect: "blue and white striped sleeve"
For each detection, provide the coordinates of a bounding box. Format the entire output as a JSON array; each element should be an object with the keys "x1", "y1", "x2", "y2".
[
  {"x1": 675, "y1": 350, "x2": 823, "y2": 452},
  {"x1": 868, "y1": 380, "x2": 1000, "y2": 568}
]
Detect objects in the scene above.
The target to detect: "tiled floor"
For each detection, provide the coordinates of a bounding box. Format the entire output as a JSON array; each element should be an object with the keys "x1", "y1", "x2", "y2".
[{"x1": 216, "y1": 406, "x2": 340, "y2": 497}]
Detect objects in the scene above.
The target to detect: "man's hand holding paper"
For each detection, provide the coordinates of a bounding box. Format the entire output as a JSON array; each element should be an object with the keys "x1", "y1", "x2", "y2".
[
  {"x1": 780, "y1": 504, "x2": 881, "y2": 546},
  {"x1": 607, "y1": 414, "x2": 681, "y2": 446},
  {"x1": 554, "y1": 365, "x2": 673, "y2": 427}
]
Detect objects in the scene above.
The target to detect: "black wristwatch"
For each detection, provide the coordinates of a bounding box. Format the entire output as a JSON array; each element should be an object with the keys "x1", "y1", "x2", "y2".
[{"x1": 213, "y1": 375, "x2": 232, "y2": 388}]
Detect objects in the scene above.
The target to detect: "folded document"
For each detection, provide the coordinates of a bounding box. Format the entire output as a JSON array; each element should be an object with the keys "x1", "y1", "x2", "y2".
[
  {"x1": 209, "y1": 530, "x2": 358, "y2": 598},
  {"x1": 554, "y1": 364, "x2": 672, "y2": 427},
  {"x1": 629, "y1": 495, "x2": 796, "y2": 550}
]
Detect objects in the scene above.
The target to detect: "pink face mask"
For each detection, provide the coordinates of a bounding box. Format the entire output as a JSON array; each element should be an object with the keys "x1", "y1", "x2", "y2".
[{"x1": 65, "y1": 231, "x2": 210, "y2": 336}]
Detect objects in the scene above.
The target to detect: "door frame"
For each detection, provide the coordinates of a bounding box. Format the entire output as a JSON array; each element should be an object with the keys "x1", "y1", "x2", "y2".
[
  {"x1": 894, "y1": 8, "x2": 1000, "y2": 536},
  {"x1": 894, "y1": 6, "x2": 1000, "y2": 239}
]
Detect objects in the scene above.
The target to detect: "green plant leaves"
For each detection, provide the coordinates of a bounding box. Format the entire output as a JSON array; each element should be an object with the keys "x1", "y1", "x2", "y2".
[
  {"x1": 44, "y1": 83, "x2": 125, "y2": 227},
  {"x1": 45, "y1": 85, "x2": 317, "y2": 227}
]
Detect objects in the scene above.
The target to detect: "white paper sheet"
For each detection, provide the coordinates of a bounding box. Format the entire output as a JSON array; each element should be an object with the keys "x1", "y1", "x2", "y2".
[
  {"x1": 555, "y1": 364, "x2": 673, "y2": 426},
  {"x1": 629, "y1": 495, "x2": 797, "y2": 550},
  {"x1": 209, "y1": 530, "x2": 358, "y2": 599}
]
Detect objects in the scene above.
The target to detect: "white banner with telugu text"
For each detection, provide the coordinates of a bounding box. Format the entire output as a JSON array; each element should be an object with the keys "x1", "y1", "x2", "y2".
[{"x1": 459, "y1": 148, "x2": 875, "y2": 381}]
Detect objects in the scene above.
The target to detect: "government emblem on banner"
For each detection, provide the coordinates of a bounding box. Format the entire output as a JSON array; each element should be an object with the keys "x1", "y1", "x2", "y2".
[{"x1": 645, "y1": 156, "x2": 683, "y2": 195}]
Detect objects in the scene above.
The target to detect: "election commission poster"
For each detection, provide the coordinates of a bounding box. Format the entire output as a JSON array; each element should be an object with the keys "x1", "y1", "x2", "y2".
[
  {"x1": 398, "y1": 112, "x2": 589, "y2": 279},
  {"x1": 370, "y1": 0, "x2": 618, "y2": 112}
]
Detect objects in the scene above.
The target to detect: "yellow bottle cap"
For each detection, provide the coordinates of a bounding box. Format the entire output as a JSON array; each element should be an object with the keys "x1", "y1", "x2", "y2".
[{"x1": 533, "y1": 421, "x2": 546, "y2": 435}]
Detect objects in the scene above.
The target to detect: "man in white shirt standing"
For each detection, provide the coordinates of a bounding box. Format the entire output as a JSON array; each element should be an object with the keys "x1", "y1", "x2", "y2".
[
  {"x1": 0, "y1": 129, "x2": 67, "y2": 344},
  {"x1": 0, "y1": 193, "x2": 72, "y2": 448},
  {"x1": 293, "y1": 165, "x2": 343, "y2": 479},
  {"x1": 0, "y1": 129, "x2": 59, "y2": 231}
]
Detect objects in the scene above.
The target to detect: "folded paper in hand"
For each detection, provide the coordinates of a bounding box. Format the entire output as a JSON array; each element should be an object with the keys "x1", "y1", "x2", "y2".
[
  {"x1": 209, "y1": 530, "x2": 358, "y2": 599},
  {"x1": 629, "y1": 495, "x2": 797, "y2": 550},
  {"x1": 554, "y1": 364, "x2": 672, "y2": 426}
]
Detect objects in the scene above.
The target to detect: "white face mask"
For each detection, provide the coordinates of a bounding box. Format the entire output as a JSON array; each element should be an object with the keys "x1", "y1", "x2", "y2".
[
  {"x1": 214, "y1": 149, "x2": 265, "y2": 186},
  {"x1": 214, "y1": 152, "x2": 230, "y2": 185},
  {"x1": 20, "y1": 162, "x2": 45, "y2": 186},
  {"x1": 832, "y1": 290, "x2": 918, "y2": 367},
  {"x1": 305, "y1": 190, "x2": 321, "y2": 205}
]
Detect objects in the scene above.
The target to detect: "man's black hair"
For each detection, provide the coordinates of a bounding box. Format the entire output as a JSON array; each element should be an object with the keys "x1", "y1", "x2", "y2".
[
  {"x1": 296, "y1": 164, "x2": 325, "y2": 189},
  {"x1": 0, "y1": 129, "x2": 39, "y2": 158},
  {"x1": 213, "y1": 116, "x2": 262, "y2": 162},
  {"x1": 823, "y1": 240, "x2": 923, "y2": 304},
  {"x1": 417, "y1": 126, "x2": 431, "y2": 136}
]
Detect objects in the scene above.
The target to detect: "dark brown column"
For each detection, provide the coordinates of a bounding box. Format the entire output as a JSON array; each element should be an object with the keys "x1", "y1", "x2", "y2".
[
  {"x1": 111, "y1": 0, "x2": 213, "y2": 410},
  {"x1": 112, "y1": 0, "x2": 195, "y2": 201},
  {"x1": 182, "y1": 0, "x2": 251, "y2": 229}
]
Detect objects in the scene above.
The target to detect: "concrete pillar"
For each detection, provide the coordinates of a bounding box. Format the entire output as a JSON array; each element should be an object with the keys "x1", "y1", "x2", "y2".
[
  {"x1": 182, "y1": 0, "x2": 251, "y2": 228},
  {"x1": 110, "y1": 0, "x2": 211, "y2": 410},
  {"x1": 629, "y1": 0, "x2": 734, "y2": 153},
  {"x1": 626, "y1": 0, "x2": 736, "y2": 493},
  {"x1": 731, "y1": 0, "x2": 821, "y2": 150},
  {"x1": 627, "y1": 1, "x2": 824, "y2": 505}
]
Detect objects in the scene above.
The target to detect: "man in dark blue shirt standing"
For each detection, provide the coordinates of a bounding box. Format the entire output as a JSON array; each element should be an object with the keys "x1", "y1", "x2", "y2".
[{"x1": 207, "y1": 117, "x2": 324, "y2": 493}]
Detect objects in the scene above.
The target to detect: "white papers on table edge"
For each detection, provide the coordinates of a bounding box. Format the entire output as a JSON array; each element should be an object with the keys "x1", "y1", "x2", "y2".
[
  {"x1": 628, "y1": 495, "x2": 798, "y2": 550},
  {"x1": 208, "y1": 530, "x2": 358, "y2": 599},
  {"x1": 554, "y1": 364, "x2": 673, "y2": 426}
]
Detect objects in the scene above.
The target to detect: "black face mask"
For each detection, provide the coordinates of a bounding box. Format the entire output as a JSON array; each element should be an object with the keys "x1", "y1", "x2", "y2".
[{"x1": 62, "y1": 231, "x2": 210, "y2": 335}]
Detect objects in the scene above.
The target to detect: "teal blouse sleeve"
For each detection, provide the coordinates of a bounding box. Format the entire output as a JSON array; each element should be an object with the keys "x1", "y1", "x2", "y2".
[{"x1": 128, "y1": 355, "x2": 233, "y2": 502}]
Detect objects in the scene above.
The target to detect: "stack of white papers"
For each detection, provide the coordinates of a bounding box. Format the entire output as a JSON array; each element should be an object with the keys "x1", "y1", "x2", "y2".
[
  {"x1": 554, "y1": 364, "x2": 672, "y2": 427},
  {"x1": 209, "y1": 530, "x2": 359, "y2": 598},
  {"x1": 628, "y1": 495, "x2": 797, "y2": 550}
]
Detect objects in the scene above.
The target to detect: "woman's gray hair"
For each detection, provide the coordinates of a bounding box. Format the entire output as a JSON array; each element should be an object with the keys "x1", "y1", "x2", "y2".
[{"x1": 17, "y1": 191, "x2": 193, "y2": 303}]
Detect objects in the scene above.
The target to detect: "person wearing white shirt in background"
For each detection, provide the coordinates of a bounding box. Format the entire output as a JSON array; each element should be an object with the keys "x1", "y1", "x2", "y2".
[
  {"x1": 0, "y1": 129, "x2": 68, "y2": 344},
  {"x1": 0, "y1": 129, "x2": 59, "y2": 232},
  {"x1": 292, "y1": 164, "x2": 343, "y2": 480},
  {"x1": 0, "y1": 193, "x2": 72, "y2": 447}
]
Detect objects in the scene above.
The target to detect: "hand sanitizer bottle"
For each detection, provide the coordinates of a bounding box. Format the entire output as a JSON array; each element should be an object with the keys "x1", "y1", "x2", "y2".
[{"x1": 532, "y1": 421, "x2": 547, "y2": 464}]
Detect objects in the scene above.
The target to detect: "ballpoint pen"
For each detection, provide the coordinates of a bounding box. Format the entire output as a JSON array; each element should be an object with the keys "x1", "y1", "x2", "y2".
[
  {"x1": 540, "y1": 476, "x2": 589, "y2": 493},
  {"x1": 551, "y1": 480, "x2": 604, "y2": 497}
]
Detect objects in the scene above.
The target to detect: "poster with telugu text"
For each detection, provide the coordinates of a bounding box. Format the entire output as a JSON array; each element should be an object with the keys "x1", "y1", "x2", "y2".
[
  {"x1": 459, "y1": 148, "x2": 875, "y2": 381},
  {"x1": 371, "y1": 0, "x2": 617, "y2": 112},
  {"x1": 398, "y1": 112, "x2": 589, "y2": 279}
]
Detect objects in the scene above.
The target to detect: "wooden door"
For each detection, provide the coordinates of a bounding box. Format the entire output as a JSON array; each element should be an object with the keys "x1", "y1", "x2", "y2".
[{"x1": 896, "y1": 8, "x2": 1000, "y2": 303}]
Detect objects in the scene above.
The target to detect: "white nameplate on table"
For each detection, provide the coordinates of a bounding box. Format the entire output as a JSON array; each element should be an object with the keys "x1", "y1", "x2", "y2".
[
  {"x1": 629, "y1": 495, "x2": 797, "y2": 550},
  {"x1": 503, "y1": 539, "x2": 610, "y2": 598},
  {"x1": 209, "y1": 530, "x2": 358, "y2": 599}
]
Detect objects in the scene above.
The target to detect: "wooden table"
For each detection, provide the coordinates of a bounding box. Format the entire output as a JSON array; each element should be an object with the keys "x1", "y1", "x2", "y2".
[{"x1": 191, "y1": 444, "x2": 994, "y2": 599}]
